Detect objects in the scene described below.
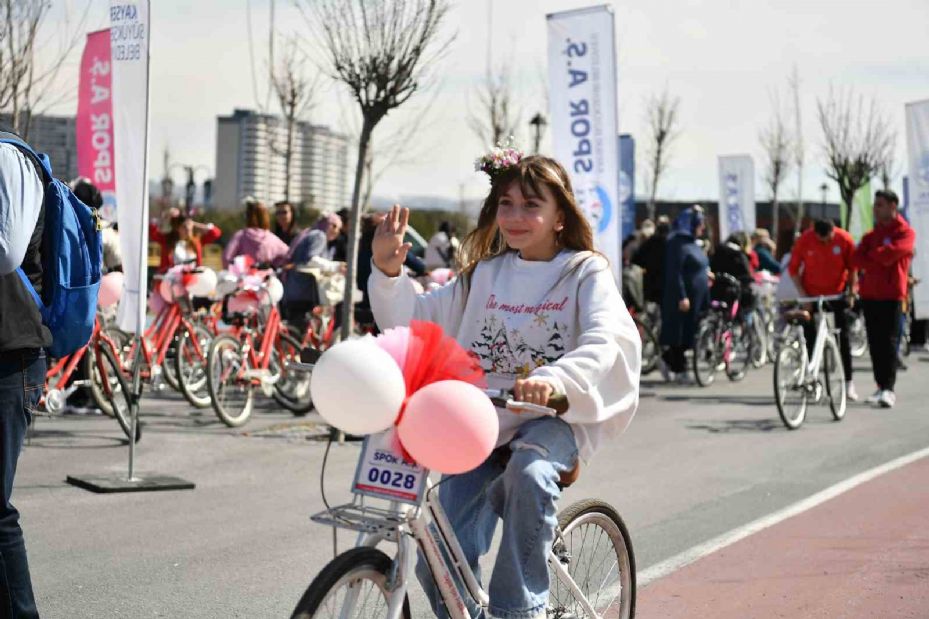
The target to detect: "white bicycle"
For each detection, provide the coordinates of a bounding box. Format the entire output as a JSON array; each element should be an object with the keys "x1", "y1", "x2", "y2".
[
  {"x1": 773, "y1": 295, "x2": 848, "y2": 429},
  {"x1": 288, "y1": 366, "x2": 636, "y2": 619}
]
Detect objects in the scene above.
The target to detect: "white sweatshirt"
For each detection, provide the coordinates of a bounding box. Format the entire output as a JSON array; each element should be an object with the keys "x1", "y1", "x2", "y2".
[{"x1": 369, "y1": 249, "x2": 641, "y2": 463}]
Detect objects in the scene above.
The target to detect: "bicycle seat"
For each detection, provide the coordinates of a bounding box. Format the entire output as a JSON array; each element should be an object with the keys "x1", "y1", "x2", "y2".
[{"x1": 784, "y1": 308, "x2": 811, "y2": 324}]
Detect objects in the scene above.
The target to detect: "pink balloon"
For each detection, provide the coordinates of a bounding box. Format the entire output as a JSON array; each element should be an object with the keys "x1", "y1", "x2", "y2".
[
  {"x1": 397, "y1": 380, "x2": 498, "y2": 474},
  {"x1": 375, "y1": 326, "x2": 411, "y2": 371},
  {"x1": 430, "y1": 268, "x2": 454, "y2": 286},
  {"x1": 148, "y1": 289, "x2": 167, "y2": 315},
  {"x1": 98, "y1": 272, "x2": 124, "y2": 308},
  {"x1": 227, "y1": 291, "x2": 259, "y2": 314}
]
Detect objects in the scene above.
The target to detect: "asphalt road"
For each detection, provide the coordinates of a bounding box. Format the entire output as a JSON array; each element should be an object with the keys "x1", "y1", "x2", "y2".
[{"x1": 15, "y1": 349, "x2": 929, "y2": 617}]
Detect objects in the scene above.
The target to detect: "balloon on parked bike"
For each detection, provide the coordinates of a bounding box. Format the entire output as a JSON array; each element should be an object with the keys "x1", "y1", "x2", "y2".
[{"x1": 98, "y1": 271, "x2": 124, "y2": 308}]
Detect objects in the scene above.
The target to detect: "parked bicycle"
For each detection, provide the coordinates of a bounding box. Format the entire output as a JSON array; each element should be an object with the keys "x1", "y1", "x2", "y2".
[
  {"x1": 42, "y1": 314, "x2": 137, "y2": 441},
  {"x1": 288, "y1": 383, "x2": 636, "y2": 619},
  {"x1": 692, "y1": 273, "x2": 754, "y2": 386},
  {"x1": 773, "y1": 294, "x2": 847, "y2": 430},
  {"x1": 206, "y1": 270, "x2": 310, "y2": 426}
]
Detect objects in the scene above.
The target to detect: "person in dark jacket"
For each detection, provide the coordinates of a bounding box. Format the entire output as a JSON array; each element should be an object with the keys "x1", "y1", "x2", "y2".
[
  {"x1": 660, "y1": 206, "x2": 709, "y2": 381},
  {"x1": 272, "y1": 201, "x2": 301, "y2": 246},
  {"x1": 632, "y1": 215, "x2": 671, "y2": 305},
  {"x1": 710, "y1": 231, "x2": 755, "y2": 312}
]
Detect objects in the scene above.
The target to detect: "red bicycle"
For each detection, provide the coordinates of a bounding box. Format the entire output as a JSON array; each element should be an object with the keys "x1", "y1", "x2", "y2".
[
  {"x1": 43, "y1": 315, "x2": 137, "y2": 441},
  {"x1": 121, "y1": 275, "x2": 214, "y2": 409},
  {"x1": 206, "y1": 274, "x2": 309, "y2": 426}
]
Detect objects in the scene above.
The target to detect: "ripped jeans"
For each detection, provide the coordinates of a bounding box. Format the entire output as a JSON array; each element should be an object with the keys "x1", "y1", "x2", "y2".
[{"x1": 416, "y1": 416, "x2": 578, "y2": 619}]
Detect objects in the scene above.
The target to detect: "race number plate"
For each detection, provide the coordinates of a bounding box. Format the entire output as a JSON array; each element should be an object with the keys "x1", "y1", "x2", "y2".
[{"x1": 351, "y1": 431, "x2": 427, "y2": 504}]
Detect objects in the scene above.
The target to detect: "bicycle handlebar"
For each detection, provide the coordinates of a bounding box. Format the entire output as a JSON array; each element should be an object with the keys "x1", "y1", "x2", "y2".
[
  {"x1": 483, "y1": 388, "x2": 569, "y2": 416},
  {"x1": 794, "y1": 294, "x2": 845, "y2": 304}
]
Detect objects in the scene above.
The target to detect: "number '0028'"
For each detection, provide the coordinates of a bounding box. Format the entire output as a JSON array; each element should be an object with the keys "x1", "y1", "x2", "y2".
[{"x1": 367, "y1": 467, "x2": 417, "y2": 490}]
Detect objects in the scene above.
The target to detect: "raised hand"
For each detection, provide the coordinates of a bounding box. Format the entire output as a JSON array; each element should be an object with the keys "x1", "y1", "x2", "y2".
[{"x1": 372, "y1": 205, "x2": 413, "y2": 277}]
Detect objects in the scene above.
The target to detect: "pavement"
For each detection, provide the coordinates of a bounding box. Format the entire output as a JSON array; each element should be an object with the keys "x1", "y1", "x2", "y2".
[{"x1": 12, "y1": 348, "x2": 929, "y2": 617}]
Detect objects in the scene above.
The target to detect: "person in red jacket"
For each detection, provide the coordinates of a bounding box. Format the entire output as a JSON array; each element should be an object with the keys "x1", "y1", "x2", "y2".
[
  {"x1": 149, "y1": 207, "x2": 222, "y2": 273},
  {"x1": 853, "y1": 189, "x2": 916, "y2": 409},
  {"x1": 788, "y1": 218, "x2": 859, "y2": 400}
]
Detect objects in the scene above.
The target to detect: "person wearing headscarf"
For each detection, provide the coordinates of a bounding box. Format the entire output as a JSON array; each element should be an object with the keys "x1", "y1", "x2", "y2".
[
  {"x1": 281, "y1": 212, "x2": 344, "y2": 328},
  {"x1": 660, "y1": 205, "x2": 709, "y2": 382}
]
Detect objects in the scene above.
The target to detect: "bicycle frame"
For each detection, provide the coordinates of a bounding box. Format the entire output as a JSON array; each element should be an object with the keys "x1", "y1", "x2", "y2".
[
  {"x1": 128, "y1": 301, "x2": 203, "y2": 380},
  {"x1": 314, "y1": 479, "x2": 606, "y2": 619},
  {"x1": 43, "y1": 317, "x2": 122, "y2": 411},
  {"x1": 793, "y1": 295, "x2": 843, "y2": 381}
]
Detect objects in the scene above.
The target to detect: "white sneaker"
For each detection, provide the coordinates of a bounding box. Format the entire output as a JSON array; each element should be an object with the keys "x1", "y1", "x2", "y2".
[
  {"x1": 846, "y1": 381, "x2": 859, "y2": 402},
  {"x1": 878, "y1": 390, "x2": 896, "y2": 409},
  {"x1": 865, "y1": 389, "x2": 882, "y2": 405}
]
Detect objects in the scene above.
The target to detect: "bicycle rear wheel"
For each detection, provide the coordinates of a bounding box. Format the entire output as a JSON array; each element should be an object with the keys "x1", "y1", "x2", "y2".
[
  {"x1": 822, "y1": 336, "x2": 847, "y2": 421},
  {"x1": 774, "y1": 340, "x2": 808, "y2": 429},
  {"x1": 206, "y1": 334, "x2": 254, "y2": 427},
  {"x1": 548, "y1": 499, "x2": 636, "y2": 619},
  {"x1": 693, "y1": 318, "x2": 720, "y2": 387},
  {"x1": 290, "y1": 546, "x2": 410, "y2": 619},
  {"x1": 749, "y1": 310, "x2": 768, "y2": 368}
]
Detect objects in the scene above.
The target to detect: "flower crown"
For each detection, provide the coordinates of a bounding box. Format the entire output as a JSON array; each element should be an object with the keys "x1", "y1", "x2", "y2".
[{"x1": 474, "y1": 138, "x2": 523, "y2": 182}]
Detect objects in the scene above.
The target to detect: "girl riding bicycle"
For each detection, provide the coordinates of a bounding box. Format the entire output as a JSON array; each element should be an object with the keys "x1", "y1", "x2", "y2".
[{"x1": 369, "y1": 151, "x2": 641, "y2": 619}]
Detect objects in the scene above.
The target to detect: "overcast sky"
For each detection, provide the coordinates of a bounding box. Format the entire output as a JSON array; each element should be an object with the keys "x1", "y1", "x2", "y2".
[{"x1": 42, "y1": 0, "x2": 929, "y2": 205}]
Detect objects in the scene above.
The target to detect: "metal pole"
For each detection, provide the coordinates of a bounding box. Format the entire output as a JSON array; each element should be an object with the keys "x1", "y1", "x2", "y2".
[{"x1": 127, "y1": 336, "x2": 142, "y2": 482}]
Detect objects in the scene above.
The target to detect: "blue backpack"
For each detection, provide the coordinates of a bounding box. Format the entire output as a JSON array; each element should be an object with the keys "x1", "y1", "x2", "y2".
[{"x1": 1, "y1": 133, "x2": 103, "y2": 358}]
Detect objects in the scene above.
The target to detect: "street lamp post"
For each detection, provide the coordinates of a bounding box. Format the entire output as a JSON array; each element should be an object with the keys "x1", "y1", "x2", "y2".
[
  {"x1": 820, "y1": 182, "x2": 828, "y2": 220},
  {"x1": 529, "y1": 113, "x2": 547, "y2": 154}
]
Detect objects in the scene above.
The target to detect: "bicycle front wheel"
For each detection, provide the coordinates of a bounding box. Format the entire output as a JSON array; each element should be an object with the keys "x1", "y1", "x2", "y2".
[
  {"x1": 774, "y1": 341, "x2": 808, "y2": 429},
  {"x1": 725, "y1": 320, "x2": 753, "y2": 382},
  {"x1": 693, "y1": 319, "x2": 719, "y2": 387},
  {"x1": 206, "y1": 334, "x2": 254, "y2": 427},
  {"x1": 93, "y1": 343, "x2": 140, "y2": 442},
  {"x1": 823, "y1": 336, "x2": 847, "y2": 421},
  {"x1": 291, "y1": 547, "x2": 411, "y2": 619},
  {"x1": 548, "y1": 499, "x2": 636, "y2": 619},
  {"x1": 176, "y1": 323, "x2": 214, "y2": 409},
  {"x1": 272, "y1": 332, "x2": 313, "y2": 415},
  {"x1": 635, "y1": 316, "x2": 660, "y2": 375}
]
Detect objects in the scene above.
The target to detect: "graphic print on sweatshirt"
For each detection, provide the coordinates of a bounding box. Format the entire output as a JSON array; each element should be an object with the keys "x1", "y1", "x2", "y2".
[{"x1": 471, "y1": 293, "x2": 570, "y2": 377}]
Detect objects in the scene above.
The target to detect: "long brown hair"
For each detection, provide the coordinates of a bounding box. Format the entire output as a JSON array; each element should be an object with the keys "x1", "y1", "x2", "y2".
[
  {"x1": 458, "y1": 155, "x2": 596, "y2": 281},
  {"x1": 245, "y1": 199, "x2": 271, "y2": 230},
  {"x1": 165, "y1": 215, "x2": 202, "y2": 258}
]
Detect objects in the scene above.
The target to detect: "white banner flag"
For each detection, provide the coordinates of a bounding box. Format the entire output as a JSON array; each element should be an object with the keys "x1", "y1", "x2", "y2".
[
  {"x1": 906, "y1": 99, "x2": 929, "y2": 319},
  {"x1": 547, "y1": 6, "x2": 620, "y2": 277},
  {"x1": 717, "y1": 155, "x2": 756, "y2": 243},
  {"x1": 110, "y1": 1, "x2": 151, "y2": 334}
]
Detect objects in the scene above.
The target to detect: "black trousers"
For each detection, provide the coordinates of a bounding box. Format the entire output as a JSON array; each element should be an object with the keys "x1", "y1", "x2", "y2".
[
  {"x1": 861, "y1": 300, "x2": 903, "y2": 391},
  {"x1": 803, "y1": 300, "x2": 853, "y2": 381}
]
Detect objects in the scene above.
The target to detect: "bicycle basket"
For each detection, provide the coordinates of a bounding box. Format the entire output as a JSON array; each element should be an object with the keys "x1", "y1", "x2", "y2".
[{"x1": 711, "y1": 272, "x2": 741, "y2": 305}]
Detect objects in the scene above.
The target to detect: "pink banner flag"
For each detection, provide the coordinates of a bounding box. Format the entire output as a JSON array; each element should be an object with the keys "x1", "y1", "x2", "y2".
[{"x1": 76, "y1": 29, "x2": 117, "y2": 221}]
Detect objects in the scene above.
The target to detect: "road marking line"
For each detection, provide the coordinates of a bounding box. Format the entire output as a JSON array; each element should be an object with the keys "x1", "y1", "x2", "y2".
[{"x1": 638, "y1": 444, "x2": 929, "y2": 587}]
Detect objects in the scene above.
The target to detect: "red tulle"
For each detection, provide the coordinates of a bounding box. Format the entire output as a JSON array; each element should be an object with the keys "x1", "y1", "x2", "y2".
[
  {"x1": 390, "y1": 320, "x2": 486, "y2": 462},
  {"x1": 401, "y1": 320, "x2": 486, "y2": 397}
]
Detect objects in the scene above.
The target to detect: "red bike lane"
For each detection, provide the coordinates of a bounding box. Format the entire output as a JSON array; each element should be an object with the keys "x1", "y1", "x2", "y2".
[{"x1": 637, "y1": 454, "x2": 929, "y2": 618}]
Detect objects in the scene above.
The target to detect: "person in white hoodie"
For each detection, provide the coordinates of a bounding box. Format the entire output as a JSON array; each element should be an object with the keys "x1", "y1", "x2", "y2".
[{"x1": 369, "y1": 152, "x2": 641, "y2": 619}]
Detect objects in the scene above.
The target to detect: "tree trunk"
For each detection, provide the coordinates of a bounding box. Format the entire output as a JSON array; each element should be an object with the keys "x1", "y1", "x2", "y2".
[
  {"x1": 340, "y1": 117, "x2": 375, "y2": 341},
  {"x1": 841, "y1": 186, "x2": 854, "y2": 232},
  {"x1": 772, "y1": 192, "x2": 779, "y2": 239}
]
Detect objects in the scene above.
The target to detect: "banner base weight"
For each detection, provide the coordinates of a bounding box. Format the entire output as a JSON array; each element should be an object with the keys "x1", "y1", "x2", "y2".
[{"x1": 66, "y1": 473, "x2": 195, "y2": 494}]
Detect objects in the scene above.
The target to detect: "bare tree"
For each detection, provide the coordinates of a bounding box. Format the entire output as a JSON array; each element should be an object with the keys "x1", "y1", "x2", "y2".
[
  {"x1": 817, "y1": 87, "x2": 894, "y2": 230},
  {"x1": 0, "y1": 1, "x2": 89, "y2": 139},
  {"x1": 468, "y1": 65, "x2": 520, "y2": 149},
  {"x1": 759, "y1": 91, "x2": 792, "y2": 237},
  {"x1": 268, "y1": 37, "x2": 318, "y2": 202},
  {"x1": 643, "y1": 87, "x2": 681, "y2": 222},
  {"x1": 298, "y1": 0, "x2": 453, "y2": 338},
  {"x1": 877, "y1": 129, "x2": 898, "y2": 190},
  {"x1": 787, "y1": 66, "x2": 804, "y2": 234}
]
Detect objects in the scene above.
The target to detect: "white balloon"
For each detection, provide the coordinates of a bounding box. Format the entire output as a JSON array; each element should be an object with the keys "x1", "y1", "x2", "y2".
[
  {"x1": 310, "y1": 337, "x2": 406, "y2": 435},
  {"x1": 187, "y1": 268, "x2": 217, "y2": 297},
  {"x1": 266, "y1": 275, "x2": 284, "y2": 304},
  {"x1": 214, "y1": 271, "x2": 239, "y2": 298}
]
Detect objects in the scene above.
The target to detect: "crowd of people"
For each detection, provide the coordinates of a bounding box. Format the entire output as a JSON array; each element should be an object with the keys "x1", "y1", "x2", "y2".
[{"x1": 622, "y1": 190, "x2": 921, "y2": 408}]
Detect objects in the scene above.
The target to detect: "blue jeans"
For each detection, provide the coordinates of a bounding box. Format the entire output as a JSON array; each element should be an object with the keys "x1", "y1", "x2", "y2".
[
  {"x1": 416, "y1": 416, "x2": 578, "y2": 619},
  {"x1": 0, "y1": 349, "x2": 43, "y2": 619}
]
